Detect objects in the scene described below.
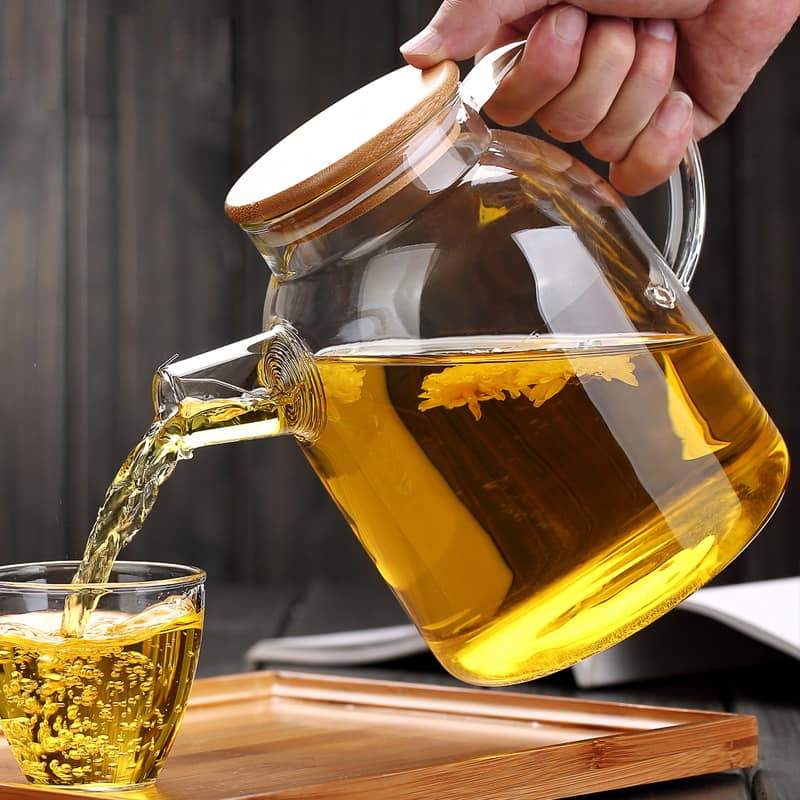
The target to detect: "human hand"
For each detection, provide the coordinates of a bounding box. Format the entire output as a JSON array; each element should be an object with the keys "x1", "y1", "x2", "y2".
[{"x1": 401, "y1": 0, "x2": 798, "y2": 194}]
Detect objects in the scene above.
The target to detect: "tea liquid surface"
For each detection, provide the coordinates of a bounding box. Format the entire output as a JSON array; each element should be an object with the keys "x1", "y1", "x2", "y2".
[{"x1": 307, "y1": 333, "x2": 787, "y2": 684}]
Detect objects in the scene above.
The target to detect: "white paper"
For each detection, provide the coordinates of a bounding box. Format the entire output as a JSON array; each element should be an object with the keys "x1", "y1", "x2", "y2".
[
  {"x1": 245, "y1": 624, "x2": 424, "y2": 667},
  {"x1": 680, "y1": 576, "x2": 799, "y2": 659}
]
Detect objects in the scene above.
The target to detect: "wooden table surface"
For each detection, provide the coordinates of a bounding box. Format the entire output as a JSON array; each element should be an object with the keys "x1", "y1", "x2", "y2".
[{"x1": 199, "y1": 580, "x2": 799, "y2": 800}]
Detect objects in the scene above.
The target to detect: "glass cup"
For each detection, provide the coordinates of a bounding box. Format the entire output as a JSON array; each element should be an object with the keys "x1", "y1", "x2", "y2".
[{"x1": 0, "y1": 561, "x2": 205, "y2": 791}]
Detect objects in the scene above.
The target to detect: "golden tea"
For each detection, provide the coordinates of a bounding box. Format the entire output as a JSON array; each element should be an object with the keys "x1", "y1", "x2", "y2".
[
  {"x1": 0, "y1": 596, "x2": 202, "y2": 789},
  {"x1": 306, "y1": 333, "x2": 787, "y2": 684}
]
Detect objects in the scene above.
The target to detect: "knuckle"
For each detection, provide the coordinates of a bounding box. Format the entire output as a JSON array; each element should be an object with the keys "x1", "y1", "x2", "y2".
[
  {"x1": 610, "y1": 161, "x2": 655, "y2": 196},
  {"x1": 639, "y1": 143, "x2": 680, "y2": 178},
  {"x1": 600, "y1": 42, "x2": 636, "y2": 75},
  {"x1": 536, "y1": 51, "x2": 564, "y2": 82},
  {"x1": 635, "y1": 50, "x2": 675, "y2": 93},
  {"x1": 441, "y1": 0, "x2": 478, "y2": 13},
  {"x1": 650, "y1": 150, "x2": 681, "y2": 176},
  {"x1": 539, "y1": 111, "x2": 597, "y2": 142},
  {"x1": 583, "y1": 131, "x2": 629, "y2": 163},
  {"x1": 486, "y1": 103, "x2": 531, "y2": 128},
  {"x1": 538, "y1": 52, "x2": 579, "y2": 88},
  {"x1": 592, "y1": 21, "x2": 636, "y2": 71},
  {"x1": 612, "y1": 172, "x2": 648, "y2": 196}
]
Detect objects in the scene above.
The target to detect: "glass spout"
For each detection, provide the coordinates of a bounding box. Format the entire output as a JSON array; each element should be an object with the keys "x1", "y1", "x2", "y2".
[{"x1": 153, "y1": 321, "x2": 326, "y2": 448}]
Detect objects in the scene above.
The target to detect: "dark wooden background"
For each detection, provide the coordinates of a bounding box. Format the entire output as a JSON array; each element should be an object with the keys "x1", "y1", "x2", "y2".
[{"x1": 1, "y1": 0, "x2": 797, "y2": 593}]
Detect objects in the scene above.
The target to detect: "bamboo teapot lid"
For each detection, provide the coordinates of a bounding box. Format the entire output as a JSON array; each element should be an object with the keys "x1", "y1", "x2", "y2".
[{"x1": 224, "y1": 61, "x2": 459, "y2": 226}]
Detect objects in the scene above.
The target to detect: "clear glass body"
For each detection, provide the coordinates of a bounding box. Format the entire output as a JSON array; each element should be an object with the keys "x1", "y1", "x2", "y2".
[
  {"x1": 159, "y1": 93, "x2": 788, "y2": 686},
  {"x1": 0, "y1": 562, "x2": 205, "y2": 790}
]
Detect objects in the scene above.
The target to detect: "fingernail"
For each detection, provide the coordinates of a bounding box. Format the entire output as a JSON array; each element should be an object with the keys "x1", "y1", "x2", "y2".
[
  {"x1": 645, "y1": 18, "x2": 676, "y2": 42},
  {"x1": 554, "y1": 6, "x2": 587, "y2": 44},
  {"x1": 656, "y1": 92, "x2": 692, "y2": 134},
  {"x1": 400, "y1": 27, "x2": 443, "y2": 57}
]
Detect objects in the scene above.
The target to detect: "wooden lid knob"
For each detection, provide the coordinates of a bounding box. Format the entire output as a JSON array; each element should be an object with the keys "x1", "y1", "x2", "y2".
[{"x1": 224, "y1": 61, "x2": 460, "y2": 226}]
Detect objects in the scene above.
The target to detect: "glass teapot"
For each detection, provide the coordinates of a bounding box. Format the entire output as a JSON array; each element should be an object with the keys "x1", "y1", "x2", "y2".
[{"x1": 155, "y1": 44, "x2": 788, "y2": 685}]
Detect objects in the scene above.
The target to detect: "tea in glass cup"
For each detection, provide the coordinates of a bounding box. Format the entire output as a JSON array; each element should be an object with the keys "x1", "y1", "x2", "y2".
[{"x1": 0, "y1": 561, "x2": 204, "y2": 791}]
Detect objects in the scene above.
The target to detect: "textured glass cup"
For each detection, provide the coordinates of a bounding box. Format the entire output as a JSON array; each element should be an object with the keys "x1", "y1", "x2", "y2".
[{"x1": 0, "y1": 561, "x2": 205, "y2": 791}]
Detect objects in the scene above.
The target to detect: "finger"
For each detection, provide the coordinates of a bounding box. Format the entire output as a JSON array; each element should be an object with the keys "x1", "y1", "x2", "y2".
[
  {"x1": 675, "y1": 0, "x2": 799, "y2": 138},
  {"x1": 399, "y1": 0, "x2": 709, "y2": 69},
  {"x1": 483, "y1": 6, "x2": 588, "y2": 127},
  {"x1": 583, "y1": 18, "x2": 677, "y2": 162},
  {"x1": 400, "y1": 0, "x2": 548, "y2": 67},
  {"x1": 672, "y1": 74, "x2": 720, "y2": 140},
  {"x1": 475, "y1": 28, "x2": 525, "y2": 64},
  {"x1": 536, "y1": 17, "x2": 636, "y2": 143},
  {"x1": 565, "y1": 0, "x2": 707, "y2": 16},
  {"x1": 610, "y1": 91, "x2": 693, "y2": 195},
  {"x1": 474, "y1": 11, "x2": 544, "y2": 62}
]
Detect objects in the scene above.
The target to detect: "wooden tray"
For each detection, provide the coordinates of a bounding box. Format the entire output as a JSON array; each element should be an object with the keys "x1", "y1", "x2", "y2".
[{"x1": 0, "y1": 670, "x2": 757, "y2": 799}]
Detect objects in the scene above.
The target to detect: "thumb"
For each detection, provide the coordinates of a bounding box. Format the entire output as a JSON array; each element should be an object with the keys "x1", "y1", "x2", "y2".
[{"x1": 400, "y1": 0, "x2": 547, "y2": 67}]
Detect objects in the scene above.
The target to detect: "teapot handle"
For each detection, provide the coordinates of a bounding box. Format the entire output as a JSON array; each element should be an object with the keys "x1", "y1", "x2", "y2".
[{"x1": 460, "y1": 40, "x2": 706, "y2": 292}]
